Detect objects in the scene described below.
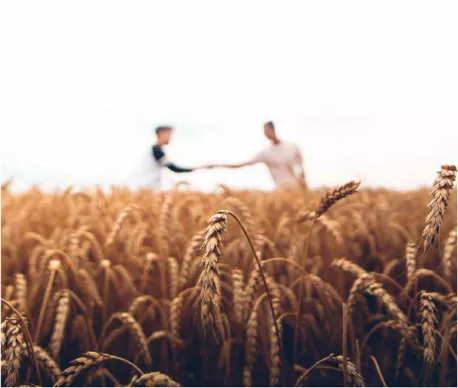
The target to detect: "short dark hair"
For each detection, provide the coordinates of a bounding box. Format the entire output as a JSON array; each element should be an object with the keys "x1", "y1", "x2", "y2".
[
  {"x1": 155, "y1": 126, "x2": 173, "y2": 135},
  {"x1": 264, "y1": 121, "x2": 275, "y2": 129}
]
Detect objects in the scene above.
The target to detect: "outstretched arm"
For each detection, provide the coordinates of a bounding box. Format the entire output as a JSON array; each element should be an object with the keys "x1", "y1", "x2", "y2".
[
  {"x1": 209, "y1": 160, "x2": 257, "y2": 169},
  {"x1": 207, "y1": 150, "x2": 265, "y2": 169},
  {"x1": 164, "y1": 162, "x2": 193, "y2": 173},
  {"x1": 153, "y1": 145, "x2": 194, "y2": 173}
]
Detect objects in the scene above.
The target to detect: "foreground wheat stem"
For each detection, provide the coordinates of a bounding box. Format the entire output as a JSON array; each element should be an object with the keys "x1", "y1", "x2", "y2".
[
  {"x1": 224, "y1": 210, "x2": 283, "y2": 356},
  {"x1": 199, "y1": 210, "x2": 282, "y2": 356},
  {"x1": 1, "y1": 299, "x2": 42, "y2": 387},
  {"x1": 369, "y1": 355, "x2": 387, "y2": 387},
  {"x1": 342, "y1": 303, "x2": 349, "y2": 387},
  {"x1": 293, "y1": 218, "x2": 315, "y2": 364}
]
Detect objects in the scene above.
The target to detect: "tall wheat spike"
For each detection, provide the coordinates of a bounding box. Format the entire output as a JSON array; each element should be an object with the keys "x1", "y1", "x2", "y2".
[
  {"x1": 421, "y1": 165, "x2": 456, "y2": 255},
  {"x1": 198, "y1": 212, "x2": 227, "y2": 335},
  {"x1": 2, "y1": 315, "x2": 27, "y2": 387}
]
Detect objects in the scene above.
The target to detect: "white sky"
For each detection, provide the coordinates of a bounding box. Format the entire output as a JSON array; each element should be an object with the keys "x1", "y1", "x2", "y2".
[{"x1": 1, "y1": 1, "x2": 457, "y2": 192}]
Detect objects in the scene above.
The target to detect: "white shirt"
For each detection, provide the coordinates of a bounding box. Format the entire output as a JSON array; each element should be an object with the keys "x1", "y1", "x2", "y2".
[
  {"x1": 252, "y1": 141, "x2": 303, "y2": 187},
  {"x1": 127, "y1": 146, "x2": 169, "y2": 190}
]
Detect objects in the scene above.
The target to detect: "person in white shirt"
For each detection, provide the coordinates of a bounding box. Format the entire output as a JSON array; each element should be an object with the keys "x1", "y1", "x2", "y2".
[
  {"x1": 209, "y1": 121, "x2": 307, "y2": 189},
  {"x1": 130, "y1": 126, "x2": 209, "y2": 190}
]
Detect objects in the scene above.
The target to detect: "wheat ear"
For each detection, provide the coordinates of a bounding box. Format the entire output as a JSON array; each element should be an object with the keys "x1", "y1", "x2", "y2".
[
  {"x1": 129, "y1": 371, "x2": 181, "y2": 387},
  {"x1": 198, "y1": 212, "x2": 227, "y2": 335},
  {"x1": 3, "y1": 315, "x2": 27, "y2": 387},
  {"x1": 421, "y1": 165, "x2": 456, "y2": 256},
  {"x1": 54, "y1": 351, "x2": 143, "y2": 387},
  {"x1": 105, "y1": 204, "x2": 139, "y2": 247},
  {"x1": 329, "y1": 355, "x2": 365, "y2": 387},
  {"x1": 26, "y1": 344, "x2": 61, "y2": 384},
  {"x1": 1, "y1": 299, "x2": 41, "y2": 386},
  {"x1": 231, "y1": 269, "x2": 246, "y2": 324},
  {"x1": 314, "y1": 181, "x2": 361, "y2": 218},
  {"x1": 103, "y1": 312, "x2": 152, "y2": 365},
  {"x1": 159, "y1": 195, "x2": 173, "y2": 298},
  {"x1": 170, "y1": 294, "x2": 183, "y2": 338},
  {"x1": 331, "y1": 258, "x2": 367, "y2": 277},
  {"x1": 243, "y1": 294, "x2": 265, "y2": 387},
  {"x1": 14, "y1": 273, "x2": 27, "y2": 313},
  {"x1": 179, "y1": 229, "x2": 205, "y2": 288},
  {"x1": 405, "y1": 241, "x2": 417, "y2": 281},
  {"x1": 167, "y1": 257, "x2": 179, "y2": 299},
  {"x1": 420, "y1": 291, "x2": 438, "y2": 365},
  {"x1": 443, "y1": 227, "x2": 457, "y2": 279},
  {"x1": 49, "y1": 291, "x2": 71, "y2": 359}
]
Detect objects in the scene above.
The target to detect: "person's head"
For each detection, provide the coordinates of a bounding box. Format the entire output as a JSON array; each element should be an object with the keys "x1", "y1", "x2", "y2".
[
  {"x1": 155, "y1": 126, "x2": 173, "y2": 145},
  {"x1": 263, "y1": 121, "x2": 277, "y2": 141}
]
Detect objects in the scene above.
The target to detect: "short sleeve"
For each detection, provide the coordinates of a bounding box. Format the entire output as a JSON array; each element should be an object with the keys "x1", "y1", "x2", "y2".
[
  {"x1": 251, "y1": 149, "x2": 266, "y2": 163},
  {"x1": 152, "y1": 146, "x2": 169, "y2": 165}
]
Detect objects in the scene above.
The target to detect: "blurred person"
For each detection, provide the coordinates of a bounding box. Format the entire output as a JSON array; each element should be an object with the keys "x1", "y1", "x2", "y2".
[
  {"x1": 209, "y1": 121, "x2": 307, "y2": 189},
  {"x1": 129, "y1": 125, "x2": 209, "y2": 190}
]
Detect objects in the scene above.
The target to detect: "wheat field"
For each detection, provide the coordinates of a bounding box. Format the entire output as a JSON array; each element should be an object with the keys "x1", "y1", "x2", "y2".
[{"x1": 1, "y1": 166, "x2": 457, "y2": 387}]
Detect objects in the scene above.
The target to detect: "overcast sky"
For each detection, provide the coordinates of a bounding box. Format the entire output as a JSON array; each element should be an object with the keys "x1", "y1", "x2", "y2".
[{"x1": 1, "y1": 1, "x2": 457, "y2": 192}]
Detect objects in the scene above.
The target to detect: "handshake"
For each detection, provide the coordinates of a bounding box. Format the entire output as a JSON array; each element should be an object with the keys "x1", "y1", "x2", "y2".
[{"x1": 194, "y1": 164, "x2": 220, "y2": 170}]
